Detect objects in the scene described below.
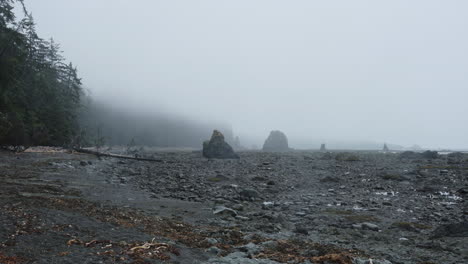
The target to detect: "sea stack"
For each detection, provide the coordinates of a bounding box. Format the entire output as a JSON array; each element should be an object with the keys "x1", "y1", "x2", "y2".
[
  {"x1": 262, "y1": 130, "x2": 289, "y2": 152},
  {"x1": 383, "y1": 143, "x2": 389, "y2": 152},
  {"x1": 203, "y1": 130, "x2": 239, "y2": 159},
  {"x1": 320, "y1": 143, "x2": 327, "y2": 151}
]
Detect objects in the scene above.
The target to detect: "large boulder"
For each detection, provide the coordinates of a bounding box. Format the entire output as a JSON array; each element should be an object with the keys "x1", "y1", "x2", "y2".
[
  {"x1": 203, "y1": 130, "x2": 239, "y2": 159},
  {"x1": 421, "y1": 150, "x2": 439, "y2": 159},
  {"x1": 262, "y1": 130, "x2": 289, "y2": 152}
]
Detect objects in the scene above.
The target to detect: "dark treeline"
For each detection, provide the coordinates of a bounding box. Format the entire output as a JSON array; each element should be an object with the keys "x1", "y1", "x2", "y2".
[
  {"x1": 0, "y1": 0, "x2": 232, "y2": 149},
  {"x1": 78, "y1": 97, "x2": 234, "y2": 149},
  {"x1": 0, "y1": 0, "x2": 82, "y2": 147}
]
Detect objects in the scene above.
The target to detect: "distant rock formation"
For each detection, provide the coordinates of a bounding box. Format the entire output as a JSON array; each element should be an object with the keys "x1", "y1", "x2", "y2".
[
  {"x1": 262, "y1": 130, "x2": 289, "y2": 152},
  {"x1": 383, "y1": 143, "x2": 389, "y2": 152},
  {"x1": 203, "y1": 130, "x2": 239, "y2": 159},
  {"x1": 320, "y1": 143, "x2": 326, "y2": 151},
  {"x1": 232, "y1": 136, "x2": 246, "y2": 151}
]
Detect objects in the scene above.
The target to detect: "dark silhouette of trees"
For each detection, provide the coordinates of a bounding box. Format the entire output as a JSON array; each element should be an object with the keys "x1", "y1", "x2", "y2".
[
  {"x1": 0, "y1": 0, "x2": 83, "y2": 147},
  {"x1": 0, "y1": 1, "x2": 232, "y2": 149}
]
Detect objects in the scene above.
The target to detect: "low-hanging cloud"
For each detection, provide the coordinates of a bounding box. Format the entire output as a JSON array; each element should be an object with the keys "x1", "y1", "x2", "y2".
[{"x1": 24, "y1": 0, "x2": 468, "y2": 149}]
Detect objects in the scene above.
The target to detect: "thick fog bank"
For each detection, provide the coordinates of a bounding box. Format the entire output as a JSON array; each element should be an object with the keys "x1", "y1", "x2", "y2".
[
  {"x1": 23, "y1": 1, "x2": 468, "y2": 150},
  {"x1": 78, "y1": 97, "x2": 234, "y2": 148}
]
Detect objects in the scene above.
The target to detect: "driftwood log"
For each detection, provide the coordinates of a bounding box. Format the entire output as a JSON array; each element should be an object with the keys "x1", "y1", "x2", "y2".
[{"x1": 73, "y1": 148, "x2": 164, "y2": 162}]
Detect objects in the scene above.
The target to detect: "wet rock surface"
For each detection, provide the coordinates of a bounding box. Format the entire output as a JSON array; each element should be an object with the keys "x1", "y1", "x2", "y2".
[{"x1": 0, "y1": 149, "x2": 467, "y2": 263}]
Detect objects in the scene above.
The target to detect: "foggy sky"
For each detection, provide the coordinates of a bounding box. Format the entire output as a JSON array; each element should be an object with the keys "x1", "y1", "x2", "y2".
[{"x1": 23, "y1": 0, "x2": 468, "y2": 149}]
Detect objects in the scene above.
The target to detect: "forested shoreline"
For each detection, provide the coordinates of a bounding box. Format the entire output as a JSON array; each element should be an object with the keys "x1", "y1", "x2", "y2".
[
  {"x1": 0, "y1": 0, "x2": 233, "y2": 150},
  {"x1": 0, "y1": 0, "x2": 82, "y2": 147}
]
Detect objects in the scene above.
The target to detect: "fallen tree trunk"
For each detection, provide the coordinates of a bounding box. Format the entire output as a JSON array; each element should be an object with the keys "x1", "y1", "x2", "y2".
[{"x1": 73, "y1": 148, "x2": 164, "y2": 162}]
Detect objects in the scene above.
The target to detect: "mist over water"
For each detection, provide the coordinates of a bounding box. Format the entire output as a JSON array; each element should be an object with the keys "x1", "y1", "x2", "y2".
[{"x1": 24, "y1": 0, "x2": 468, "y2": 149}]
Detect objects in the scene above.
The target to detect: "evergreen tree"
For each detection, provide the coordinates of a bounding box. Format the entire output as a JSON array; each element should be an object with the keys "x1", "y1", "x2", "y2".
[{"x1": 0, "y1": 0, "x2": 83, "y2": 148}]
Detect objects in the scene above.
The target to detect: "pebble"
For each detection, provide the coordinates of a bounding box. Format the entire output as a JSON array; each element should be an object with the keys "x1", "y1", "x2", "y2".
[
  {"x1": 207, "y1": 246, "x2": 222, "y2": 255},
  {"x1": 206, "y1": 238, "x2": 218, "y2": 245},
  {"x1": 260, "y1": 240, "x2": 278, "y2": 249}
]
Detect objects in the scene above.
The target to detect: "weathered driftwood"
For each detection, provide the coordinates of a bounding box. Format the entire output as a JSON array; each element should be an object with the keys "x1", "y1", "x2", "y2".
[{"x1": 73, "y1": 148, "x2": 164, "y2": 162}]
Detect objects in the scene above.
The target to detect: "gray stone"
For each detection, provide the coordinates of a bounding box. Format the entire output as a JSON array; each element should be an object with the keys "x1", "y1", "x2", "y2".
[
  {"x1": 295, "y1": 212, "x2": 306, "y2": 217},
  {"x1": 235, "y1": 215, "x2": 250, "y2": 221},
  {"x1": 294, "y1": 225, "x2": 309, "y2": 235},
  {"x1": 421, "y1": 150, "x2": 439, "y2": 159},
  {"x1": 260, "y1": 240, "x2": 278, "y2": 249},
  {"x1": 362, "y1": 222, "x2": 380, "y2": 231},
  {"x1": 232, "y1": 204, "x2": 244, "y2": 211},
  {"x1": 239, "y1": 189, "x2": 259, "y2": 201},
  {"x1": 237, "y1": 242, "x2": 261, "y2": 255},
  {"x1": 207, "y1": 246, "x2": 222, "y2": 255},
  {"x1": 262, "y1": 201, "x2": 275, "y2": 210},
  {"x1": 205, "y1": 238, "x2": 218, "y2": 245}
]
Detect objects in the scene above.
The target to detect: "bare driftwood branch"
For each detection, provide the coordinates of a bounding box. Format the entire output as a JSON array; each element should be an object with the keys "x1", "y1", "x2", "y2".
[{"x1": 73, "y1": 148, "x2": 164, "y2": 162}]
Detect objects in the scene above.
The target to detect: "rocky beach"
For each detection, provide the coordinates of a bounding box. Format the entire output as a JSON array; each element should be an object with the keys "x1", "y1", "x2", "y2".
[{"x1": 0, "y1": 148, "x2": 467, "y2": 264}]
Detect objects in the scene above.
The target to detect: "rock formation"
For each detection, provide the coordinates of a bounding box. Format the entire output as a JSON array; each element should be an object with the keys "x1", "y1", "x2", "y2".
[
  {"x1": 320, "y1": 143, "x2": 326, "y2": 151},
  {"x1": 383, "y1": 143, "x2": 389, "y2": 152},
  {"x1": 421, "y1": 150, "x2": 439, "y2": 159},
  {"x1": 203, "y1": 130, "x2": 239, "y2": 159},
  {"x1": 262, "y1": 130, "x2": 289, "y2": 152}
]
